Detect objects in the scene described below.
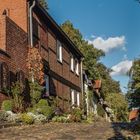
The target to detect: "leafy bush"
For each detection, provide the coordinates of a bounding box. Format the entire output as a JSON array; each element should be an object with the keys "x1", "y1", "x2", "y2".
[
  {"x1": 29, "y1": 81, "x2": 43, "y2": 106},
  {"x1": 0, "y1": 111, "x2": 7, "y2": 121},
  {"x1": 11, "y1": 82, "x2": 24, "y2": 112},
  {"x1": 1, "y1": 100, "x2": 13, "y2": 111},
  {"x1": 52, "y1": 115, "x2": 69, "y2": 123},
  {"x1": 20, "y1": 113, "x2": 34, "y2": 124},
  {"x1": 31, "y1": 99, "x2": 53, "y2": 119},
  {"x1": 97, "y1": 104, "x2": 106, "y2": 117},
  {"x1": 70, "y1": 108, "x2": 83, "y2": 122},
  {"x1": 86, "y1": 112, "x2": 94, "y2": 123},
  {"x1": 37, "y1": 99, "x2": 49, "y2": 107}
]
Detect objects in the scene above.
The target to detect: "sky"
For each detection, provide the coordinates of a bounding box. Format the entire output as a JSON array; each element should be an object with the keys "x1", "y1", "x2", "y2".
[{"x1": 47, "y1": 0, "x2": 140, "y2": 93}]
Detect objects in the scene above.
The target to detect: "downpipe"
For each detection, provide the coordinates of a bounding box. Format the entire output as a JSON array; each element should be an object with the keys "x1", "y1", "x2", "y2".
[{"x1": 29, "y1": 0, "x2": 36, "y2": 47}]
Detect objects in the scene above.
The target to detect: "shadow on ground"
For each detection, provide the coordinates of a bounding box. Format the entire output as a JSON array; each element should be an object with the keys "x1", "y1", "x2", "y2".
[{"x1": 108, "y1": 122, "x2": 138, "y2": 140}]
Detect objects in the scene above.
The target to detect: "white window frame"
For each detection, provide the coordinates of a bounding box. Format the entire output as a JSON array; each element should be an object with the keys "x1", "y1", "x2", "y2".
[
  {"x1": 75, "y1": 59, "x2": 79, "y2": 75},
  {"x1": 77, "y1": 92, "x2": 80, "y2": 107},
  {"x1": 71, "y1": 89, "x2": 75, "y2": 105},
  {"x1": 70, "y1": 55, "x2": 74, "y2": 72},
  {"x1": 57, "y1": 40, "x2": 62, "y2": 63}
]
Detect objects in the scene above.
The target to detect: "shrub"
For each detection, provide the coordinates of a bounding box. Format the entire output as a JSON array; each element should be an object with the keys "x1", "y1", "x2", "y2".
[
  {"x1": 21, "y1": 113, "x2": 34, "y2": 124},
  {"x1": 70, "y1": 108, "x2": 83, "y2": 122},
  {"x1": 29, "y1": 81, "x2": 43, "y2": 106},
  {"x1": 37, "y1": 99, "x2": 49, "y2": 107},
  {"x1": 86, "y1": 112, "x2": 94, "y2": 123},
  {"x1": 11, "y1": 82, "x2": 24, "y2": 112},
  {"x1": 97, "y1": 104, "x2": 106, "y2": 117},
  {"x1": 52, "y1": 116, "x2": 69, "y2": 123},
  {"x1": 1, "y1": 100, "x2": 13, "y2": 111},
  {"x1": 0, "y1": 111, "x2": 7, "y2": 121},
  {"x1": 31, "y1": 99, "x2": 54, "y2": 120}
]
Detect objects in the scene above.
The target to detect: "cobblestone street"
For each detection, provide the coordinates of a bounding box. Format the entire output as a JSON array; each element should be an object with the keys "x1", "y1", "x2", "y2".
[{"x1": 0, "y1": 122, "x2": 136, "y2": 140}]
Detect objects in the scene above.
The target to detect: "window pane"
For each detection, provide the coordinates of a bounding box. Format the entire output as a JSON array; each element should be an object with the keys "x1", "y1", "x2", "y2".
[
  {"x1": 77, "y1": 92, "x2": 80, "y2": 106},
  {"x1": 45, "y1": 75, "x2": 49, "y2": 96},
  {"x1": 71, "y1": 89, "x2": 75, "y2": 105},
  {"x1": 70, "y1": 56, "x2": 74, "y2": 71},
  {"x1": 57, "y1": 40, "x2": 62, "y2": 62}
]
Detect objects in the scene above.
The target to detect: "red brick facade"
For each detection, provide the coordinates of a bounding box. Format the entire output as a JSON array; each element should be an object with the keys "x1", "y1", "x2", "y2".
[{"x1": 0, "y1": 0, "x2": 83, "y2": 111}]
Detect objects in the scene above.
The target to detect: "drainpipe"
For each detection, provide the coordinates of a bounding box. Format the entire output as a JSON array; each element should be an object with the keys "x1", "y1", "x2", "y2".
[
  {"x1": 29, "y1": 0, "x2": 36, "y2": 47},
  {"x1": 80, "y1": 58, "x2": 84, "y2": 108}
]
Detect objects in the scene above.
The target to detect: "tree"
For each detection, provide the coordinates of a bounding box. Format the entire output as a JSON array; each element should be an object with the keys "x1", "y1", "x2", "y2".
[
  {"x1": 61, "y1": 20, "x2": 121, "y2": 96},
  {"x1": 106, "y1": 93, "x2": 128, "y2": 121},
  {"x1": 39, "y1": 0, "x2": 48, "y2": 10},
  {"x1": 61, "y1": 20, "x2": 123, "y2": 120},
  {"x1": 127, "y1": 58, "x2": 140, "y2": 110},
  {"x1": 61, "y1": 20, "x2": 105, "y2": 79}
]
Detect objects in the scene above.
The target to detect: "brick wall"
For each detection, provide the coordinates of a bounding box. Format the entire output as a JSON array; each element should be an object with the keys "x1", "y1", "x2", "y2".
[
  {"x1": 0, "y1": 17, "x2": 28, "y2": 106},
  {"x1": 6, "y1": 17, "x2": 28, "y2": 74},
  {"x1": 0, "y1": 0, "x2": 28, "y2": 32}
]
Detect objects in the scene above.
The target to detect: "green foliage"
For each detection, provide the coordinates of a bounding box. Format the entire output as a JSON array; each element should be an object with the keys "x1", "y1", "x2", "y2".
[
  {"x1": 0, "y1": 111, "x2": 7, "y2": 121},
  {"x1": 29, "y1": 81, "x2": 43, "y2": 106},
  {"x1": 37, "y1": 99, "x2": 49, "y2": 107},
  {"x1": 31, "y1": 99, "x2": 53, "y2": 119},
  {"x1": 106, "y1": 93, "x2": 128, "y2": 121},
  {"x1": 61, "y1": 20, "x2": 121, "y2": 96},
  {"x1": 39, "y1": 0, "x2": 48, "y2": 10},
  {"x1": 61, "y1": 20, "x2": 105, "y2": 79},
  {"x1": 20, "y1": 113, "x2": 34, "y2": 124},
  {"x1": 1, "y1": 100, "x2": 13, "y2": 111},
  {"x1": 86, "y1": 112, "x2": 94, "y2": 123},
  {"x1": 127, "y1": 58, "x2": 140, "y2": 110},
  {"x1": 97, "y1": 104, "x2": 106, "y2": 117},
  {"x1": 70, "y1": 108, "x2": 83, "y2": 122},
  {"x1": 11, "y1": 81, "x2": 24, "y2": 112},
  {"x1": 52, "y1": 116, "x2": 69, "y2": 123}
]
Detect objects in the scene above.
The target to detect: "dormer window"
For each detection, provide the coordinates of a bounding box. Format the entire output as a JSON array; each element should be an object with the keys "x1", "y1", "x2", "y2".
[{"x1": 57, "y1": 40, "x2": 62, "y2": 63}]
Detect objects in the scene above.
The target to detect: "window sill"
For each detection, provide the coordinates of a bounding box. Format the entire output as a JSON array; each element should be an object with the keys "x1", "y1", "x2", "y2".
[
  {"x1": 70, "y1": 69, "x2": 74, "y2": 73},
  {"x1": 57, "y1": 59, "x2": 63, "y2": 65},
  {"x1": 76, "y1": 73, "x2": 80, "y2": 77}
]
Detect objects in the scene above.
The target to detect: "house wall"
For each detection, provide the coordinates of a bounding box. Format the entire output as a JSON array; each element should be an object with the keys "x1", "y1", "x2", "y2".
[
  {"x1": 33, "y1": 12, "x2": 82, "y2": 111},
  {"x1": 0, "y1": 1, "x2": 82, "y2": 111},
  {"x1": 0, "y1": 16, "x2": 28, "y2": 107}
]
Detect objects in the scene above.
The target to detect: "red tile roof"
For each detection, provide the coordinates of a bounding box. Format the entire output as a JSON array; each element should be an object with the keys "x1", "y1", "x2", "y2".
[{"x1": 129, "y1": 109, "x2": 139, "y2": 120}]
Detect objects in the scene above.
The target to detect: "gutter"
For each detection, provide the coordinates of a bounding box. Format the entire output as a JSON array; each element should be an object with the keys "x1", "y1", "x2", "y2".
[{"x1": 29, "y1": 0, "x2": 36, "y2": 47}]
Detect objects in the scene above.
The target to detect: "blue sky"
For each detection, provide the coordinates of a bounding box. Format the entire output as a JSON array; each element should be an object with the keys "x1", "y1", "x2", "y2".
[{"x1": 47, "y1": 0, "x2": 140, "y2": 93}]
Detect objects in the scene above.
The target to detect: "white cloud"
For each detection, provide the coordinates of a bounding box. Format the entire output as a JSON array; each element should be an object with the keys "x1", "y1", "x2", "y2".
[
  {"x1": 110, "y1": 60, "x2": 132, "y2": 76},
  {"x1": 87, "y1": 36, "x2": 126, "y2": 53}
]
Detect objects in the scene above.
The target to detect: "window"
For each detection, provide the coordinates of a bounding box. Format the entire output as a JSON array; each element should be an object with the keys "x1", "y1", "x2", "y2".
[
  {"x1": 70, "y1": 55, "x2": 74, "y2": 72},
  {"x1": 77, "y1": 92, "x2": 80, "y2": 106},
  {"x1": 71, "y1": 89, "x2": 75, "y2": 105},
  {"x1": 16, "y1": 70, "x2": 25, "y2": 90},
  {"x1": 70, "y1": 89, "x2": 80, "y2": 107},
  {"x1": 45, "y1": 75, "x2": 49, "y2": 96},
  {"x1": 57, "y1": 40, "x2": 62, "y2": 63},
  {"x1": 75, "y1": 59, "x2": 79, "y2": 75},
  {"x1": 0, "y1": 62, "x2": 9, "y2": 90},
  {"x1": 42, "y1": 75, "x2": 50, "y2": 98}
]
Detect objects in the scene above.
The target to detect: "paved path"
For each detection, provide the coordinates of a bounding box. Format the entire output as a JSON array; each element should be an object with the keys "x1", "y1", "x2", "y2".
[{"x1": 0, "y1": 122, "x2": 137, "y2": 140}]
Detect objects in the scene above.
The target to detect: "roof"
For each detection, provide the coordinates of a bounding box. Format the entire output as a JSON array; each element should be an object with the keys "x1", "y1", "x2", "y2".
[
  {"x1": 129, "y1": 109, "x2": 139, "y2": 120},
  {"x1": 33, "y1": 0, "x2": 84, "y2": 59},
  {"x1": 93, "y1": 80, "x2": 102, "y2": 89}
]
